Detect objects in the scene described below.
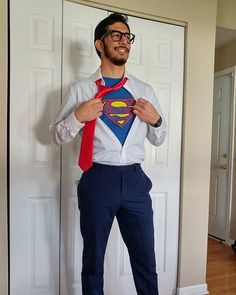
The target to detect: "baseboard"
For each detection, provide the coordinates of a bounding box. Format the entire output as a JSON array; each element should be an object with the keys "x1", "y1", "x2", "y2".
[
  {"x1": 177, "y1": 283, "x2": 209, "y2": 295},
  {"x1": 226, "y1": 238, "x2": 234, "y2": 247}
]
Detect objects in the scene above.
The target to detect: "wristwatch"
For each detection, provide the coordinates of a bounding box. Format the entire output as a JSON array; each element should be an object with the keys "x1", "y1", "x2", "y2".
[{"x1": 150, "y1": 116, "x2": 162, "y2": 128}]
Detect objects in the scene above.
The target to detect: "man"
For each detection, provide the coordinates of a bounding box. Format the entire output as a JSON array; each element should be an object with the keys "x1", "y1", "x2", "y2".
[{"x1": 51, "y1": 13, "x2": 167, "y2": 295}]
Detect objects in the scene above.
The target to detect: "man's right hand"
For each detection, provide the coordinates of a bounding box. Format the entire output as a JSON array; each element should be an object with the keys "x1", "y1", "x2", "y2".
[{"x1": 74, "y1": 98, "x2": 103, "y2": 123}]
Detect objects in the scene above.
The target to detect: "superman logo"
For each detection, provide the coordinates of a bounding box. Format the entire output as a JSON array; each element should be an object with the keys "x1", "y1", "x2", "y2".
[{"x1": 102, "y1": 98, "x2": 135, "y2": 128}]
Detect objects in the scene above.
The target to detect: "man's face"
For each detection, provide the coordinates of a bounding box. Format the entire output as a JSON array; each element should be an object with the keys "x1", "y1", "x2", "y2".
[{"x1": 102, "y1": 22, "x2": 131, "y2": 66}]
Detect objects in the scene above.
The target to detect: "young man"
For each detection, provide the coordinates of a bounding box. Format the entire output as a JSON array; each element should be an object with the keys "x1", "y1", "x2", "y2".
[{"x1": 51, "y1": 13, "x2": 167, "y2": 295}]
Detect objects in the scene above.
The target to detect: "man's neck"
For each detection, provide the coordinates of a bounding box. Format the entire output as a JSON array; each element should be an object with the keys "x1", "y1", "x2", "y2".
[{"x1": 100, "y1": 62, "x2": 125, "y2": 78}]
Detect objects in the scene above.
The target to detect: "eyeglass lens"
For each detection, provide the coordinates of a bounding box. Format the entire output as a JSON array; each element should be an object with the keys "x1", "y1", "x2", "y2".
[{"x1": 110, "y1": 30, "x2": 135, "y2": 44}]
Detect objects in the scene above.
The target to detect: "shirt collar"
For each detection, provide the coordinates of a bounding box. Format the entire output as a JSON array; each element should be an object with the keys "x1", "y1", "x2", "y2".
[
  {"x1": 90, "y1": 67, "x2": 130, "y2": 85},
  {"x1": 89, "y1": 67, "x2": 139, "y2": 99}
]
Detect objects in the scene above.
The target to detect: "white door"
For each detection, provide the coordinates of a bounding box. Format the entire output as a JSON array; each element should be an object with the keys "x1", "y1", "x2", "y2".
[
  {"x1": 10, "y1": 1, "x2": 184, "y2": 294},
  {"x1": 61, "y1": 3, "x2": 184, "y2": 295},
  {"x1": 60, "y1": 5, "x2": 106, "y2": 295},
  {"x1": 209, "y1": 72, "x2": 232, "y2": 240},
  {"x1": 10, "y1": 0, "x2": 62, "y2": 294}
]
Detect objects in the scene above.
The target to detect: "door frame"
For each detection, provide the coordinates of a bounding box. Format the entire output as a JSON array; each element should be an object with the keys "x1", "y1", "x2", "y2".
[
  {"x1": 212, "y1": 66, "x2": 236, "y2": 245},
  {"x1": 67, "y1": 0, "x2": 186, "y2": 27},
  {"x1": 0, "y1": 0, "x2": 8, "y2": 294}
]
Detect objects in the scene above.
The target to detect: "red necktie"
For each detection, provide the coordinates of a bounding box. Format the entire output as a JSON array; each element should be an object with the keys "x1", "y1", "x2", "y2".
[{"x1": 78, "y1": 77, "x2": 128, "y2": 171}]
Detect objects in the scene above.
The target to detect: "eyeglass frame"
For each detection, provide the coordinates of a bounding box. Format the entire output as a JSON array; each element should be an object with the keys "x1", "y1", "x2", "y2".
[{"x1": 100, "y1": 30, "x2": 135, "y2": 44}]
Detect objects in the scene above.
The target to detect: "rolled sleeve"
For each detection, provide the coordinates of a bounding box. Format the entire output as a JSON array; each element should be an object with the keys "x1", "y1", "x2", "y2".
[
  {"x1": 146, "y1": 86, "x2": 168, "y2": 146},
  {"x1": 147, "y1": 119, "x2": 167, "y2": 146},
  {"x1": 50, "y1": 111, "x2": 84, "y2": 145}
]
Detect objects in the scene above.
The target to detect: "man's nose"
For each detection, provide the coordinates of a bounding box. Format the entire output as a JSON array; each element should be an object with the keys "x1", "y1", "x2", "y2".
[{"x1": 119, "y1": 34, "x2": 128, "y2": 44}]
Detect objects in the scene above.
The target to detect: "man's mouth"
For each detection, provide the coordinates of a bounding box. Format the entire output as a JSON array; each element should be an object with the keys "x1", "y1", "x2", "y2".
[{"x1": 115, "y1": 46, "x2": 129, "y2": 54}]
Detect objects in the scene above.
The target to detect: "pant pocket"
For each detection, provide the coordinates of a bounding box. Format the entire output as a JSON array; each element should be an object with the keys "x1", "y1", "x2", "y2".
[{"x1": 142, "y1": 170, "x2": 153, "y2": 192}]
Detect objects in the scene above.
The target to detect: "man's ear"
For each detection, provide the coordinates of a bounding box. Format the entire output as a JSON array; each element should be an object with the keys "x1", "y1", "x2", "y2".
[{"x1": 95, "y1": 39, "x2": 104, "y2": 55}]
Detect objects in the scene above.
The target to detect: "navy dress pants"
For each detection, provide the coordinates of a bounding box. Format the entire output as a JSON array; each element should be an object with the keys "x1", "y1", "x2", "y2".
[{"x1": 77, "y1": 163, "x2": 159, "y2": 295}]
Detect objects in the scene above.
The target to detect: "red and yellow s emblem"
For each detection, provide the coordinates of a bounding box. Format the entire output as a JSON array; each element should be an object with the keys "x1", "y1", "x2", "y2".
[{"x1": 102, "y1": 98, "x2": 135, "y2": 127}]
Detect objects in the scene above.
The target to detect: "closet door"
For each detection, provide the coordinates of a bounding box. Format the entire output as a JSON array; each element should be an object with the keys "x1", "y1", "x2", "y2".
[
  {"x1": 10, "y1": 1, "x2": 184, "y2": 294},
  {"x1": 10, "y1": 0, "x2": 62, "y2": 294},
  {"x1": 60, "y1": 3, "x2": 106, "y2": 295},
  {"x1": 61, "y1": 3, "x2": 184, "y2": 295}
]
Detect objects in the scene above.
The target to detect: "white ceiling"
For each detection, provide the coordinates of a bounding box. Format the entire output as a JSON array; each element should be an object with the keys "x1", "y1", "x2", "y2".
[{"x1": 215, "y1": 26, "x2": 236, "y2": 48}]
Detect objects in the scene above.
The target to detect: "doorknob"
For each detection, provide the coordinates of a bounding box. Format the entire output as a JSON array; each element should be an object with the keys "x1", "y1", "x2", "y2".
[{"x1": 219, "y1": 164, "x2": 228, "y2": 170}]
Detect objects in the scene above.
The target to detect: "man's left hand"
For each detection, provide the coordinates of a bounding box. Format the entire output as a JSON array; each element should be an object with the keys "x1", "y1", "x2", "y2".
[{"x1": 133, "y1": 98, "x2": 160, "y2": 125}]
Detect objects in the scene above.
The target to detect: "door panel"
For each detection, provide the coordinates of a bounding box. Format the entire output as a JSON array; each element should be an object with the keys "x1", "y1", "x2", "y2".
[
  {"x1": 61, "y1": 3, "x2": 184, "y2": 295},
  {"x1": 126, "y1": 17, "x2": 184, "y2": 293},
  {"x1": 60, "y1": 4, "x2": 106, "y2": 295},
  {"x1": 10, "y1": 0, "x2": 62, "y2": 294}
]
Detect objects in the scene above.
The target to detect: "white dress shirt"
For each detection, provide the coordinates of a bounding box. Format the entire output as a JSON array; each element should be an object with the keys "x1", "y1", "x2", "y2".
[{"x1": 50, "y1": 68, "x2": 167, "y2": 165}]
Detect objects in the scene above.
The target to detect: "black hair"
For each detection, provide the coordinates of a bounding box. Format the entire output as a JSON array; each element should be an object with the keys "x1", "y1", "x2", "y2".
[{"x1": 94, "y1": 13, "x2": 130, "y2": 57}]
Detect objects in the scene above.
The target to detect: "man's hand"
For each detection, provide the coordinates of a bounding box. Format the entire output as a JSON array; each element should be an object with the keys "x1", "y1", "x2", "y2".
[
  {"x1": 74, "y1": 98, "x2": 103, "y2": 123},
  {"x1": 133, "y1": 98, "x2": 160, "y2": 125}
]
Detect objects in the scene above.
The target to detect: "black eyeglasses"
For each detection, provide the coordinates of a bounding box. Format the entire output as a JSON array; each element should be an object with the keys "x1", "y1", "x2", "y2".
[{"x1": 100, "y1": 30, "x2": 135, "y2": 44}]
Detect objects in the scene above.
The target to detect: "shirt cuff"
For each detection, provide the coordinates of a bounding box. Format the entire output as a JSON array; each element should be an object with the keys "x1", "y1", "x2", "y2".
[{"x1": 65, "y1": 111, "x2": 85, "y2": 134}]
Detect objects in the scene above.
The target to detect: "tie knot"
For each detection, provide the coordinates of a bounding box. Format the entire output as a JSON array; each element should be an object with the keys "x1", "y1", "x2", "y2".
[{"x1": 95, "y1": 77, "x2": 128, "y2": 99}]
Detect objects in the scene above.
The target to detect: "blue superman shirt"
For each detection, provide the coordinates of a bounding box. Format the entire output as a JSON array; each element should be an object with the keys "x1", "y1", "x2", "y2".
[{"x1": 100, "y1": 77, "x2": 136, "y2": 145}]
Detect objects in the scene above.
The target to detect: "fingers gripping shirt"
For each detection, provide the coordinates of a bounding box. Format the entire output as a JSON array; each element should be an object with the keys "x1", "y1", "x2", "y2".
[{"x1": 101, "y1": 77, "x2": 136, "y2": 145}]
